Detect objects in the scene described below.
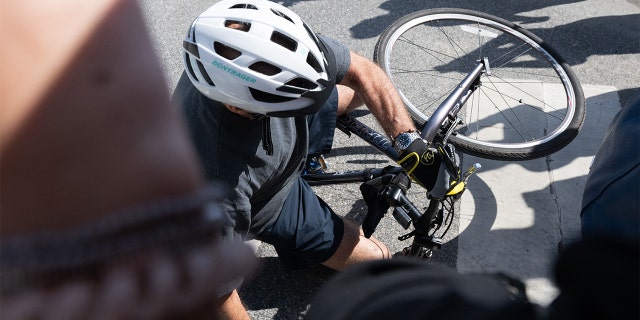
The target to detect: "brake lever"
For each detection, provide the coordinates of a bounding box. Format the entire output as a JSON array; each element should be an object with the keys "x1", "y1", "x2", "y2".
[
  {"x1": 382, "y1": 183, "x2": 423, "y2": 230},
  {"x1": 447, "y1": 163, "x2": 481, "y2": 197}
]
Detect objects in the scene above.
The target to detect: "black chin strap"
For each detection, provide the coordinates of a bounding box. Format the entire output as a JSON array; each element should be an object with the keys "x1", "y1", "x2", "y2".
[{"x1": 262, "y1": 117, "x2": 273, "y2": 155}]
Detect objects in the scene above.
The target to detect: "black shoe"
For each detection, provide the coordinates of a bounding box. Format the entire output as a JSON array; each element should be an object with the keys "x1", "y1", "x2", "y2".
[{"x1": 304, "y1": 155, "x2": 327, "y2": 174}]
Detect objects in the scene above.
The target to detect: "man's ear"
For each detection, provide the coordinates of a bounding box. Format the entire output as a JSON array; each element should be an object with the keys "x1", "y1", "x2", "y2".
[{"x1": 224, "y1": 104, "x2": 256, "y2": 119}]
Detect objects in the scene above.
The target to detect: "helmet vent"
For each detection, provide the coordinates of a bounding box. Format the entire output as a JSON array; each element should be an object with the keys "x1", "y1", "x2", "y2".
[
  {"x1": 249, "y1": 62, "x2": 281, "y2": 76},
  {"x1": 196, "y1": 60, "x2": 215, "y2": 86},
  {"x1": 270, "y1": 9, "x2": 294, "y2": 24},
  {"x1": 276, "y1": 77, "x2": 318, "y2": 94},
  {"x1": 185, "y1": 56, "x2": 199, "y2": 82},
  {"x1": 285, "y1": 77, "x2": 318, "y2": 90},
  {"x1": 183, "y1": 40, "x2": 200, "y2": 58},
  {"x1": 306, "y1": 53, "x2": 323, "y2": 73},
  {"x1": 224, "y1": 20, "x2": 251, "y2": 31},
  {"x1": 271, "y1": 31, "x2": 297, "y2": 52},
  {"x1": 229, "y1": 3, "x2": 258, "y2": 10},
  {"x1": 249, "y1": 87, "x2": 296, "y2": 103},
  {"x1": 214, "y1": 42, "x2": 242, "y2": 60}
]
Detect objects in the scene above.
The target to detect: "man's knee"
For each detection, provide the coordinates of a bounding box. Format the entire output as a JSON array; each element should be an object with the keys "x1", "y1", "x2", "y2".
[
  {"x1": 363, "y1": 232, "x2": 391, "y2": 259},
  {"x1": 322, "y1": 218, "x2": 390, "y2": 270},
  {"x1": 343, "y1": 218, "x2": 390, "y2": 258}
]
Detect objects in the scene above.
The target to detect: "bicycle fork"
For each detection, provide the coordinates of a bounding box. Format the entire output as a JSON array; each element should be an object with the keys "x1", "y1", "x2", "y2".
[{"x1": 397, "y1": 158, "x2": 481, "y2": 259}]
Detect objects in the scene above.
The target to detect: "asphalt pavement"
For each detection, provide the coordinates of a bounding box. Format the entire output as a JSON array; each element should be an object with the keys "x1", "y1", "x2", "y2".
[{"x1": 140, "y1": 0, "x2": 639, "y2": 318}]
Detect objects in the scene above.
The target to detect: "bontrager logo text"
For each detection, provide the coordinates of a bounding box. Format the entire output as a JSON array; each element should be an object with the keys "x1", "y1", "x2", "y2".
[{"x1": 212, "y1": 60, "x2": 257, "y2": 84}]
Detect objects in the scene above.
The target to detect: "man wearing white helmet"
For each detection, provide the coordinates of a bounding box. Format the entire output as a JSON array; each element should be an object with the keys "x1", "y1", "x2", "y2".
[{"x1": 173, "y1": 0, "x2": 442, "y2": 318}]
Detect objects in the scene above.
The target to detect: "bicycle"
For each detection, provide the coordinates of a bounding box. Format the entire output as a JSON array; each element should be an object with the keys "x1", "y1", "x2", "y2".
[{"x1": 302, "y1": 8, "x2": 585, "y2": 258}]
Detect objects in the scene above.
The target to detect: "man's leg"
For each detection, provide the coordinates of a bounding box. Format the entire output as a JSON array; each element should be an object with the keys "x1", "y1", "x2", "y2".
[
  {"x1": 216, "y1": 290, "x2": 250, "y2": 320},
  {"x1": 321, "y1": 218, "x2": 391, "y2": 271},
  {"x1": 258, "y1": 178, "x2": 391, "y2": 272}
]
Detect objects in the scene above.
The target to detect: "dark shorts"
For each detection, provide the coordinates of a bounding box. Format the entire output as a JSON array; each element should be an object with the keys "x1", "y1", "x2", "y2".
[
  {"x1": 256, "y1": 87, "x2": 343, "y2": 269},
  {"x1": 256, "y1": 177, "x2": 344, "y2": 270}
]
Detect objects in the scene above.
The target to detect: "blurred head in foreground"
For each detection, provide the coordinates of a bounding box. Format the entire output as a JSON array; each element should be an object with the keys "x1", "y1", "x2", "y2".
[{"x1": 0, "y1": 1, "x2": 255, "y2": 319}]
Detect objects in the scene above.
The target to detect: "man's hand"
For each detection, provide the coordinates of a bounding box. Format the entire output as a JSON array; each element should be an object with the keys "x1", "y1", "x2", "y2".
[{"x1": 397, "y1": 139, "x2": 442, "y2": 191}]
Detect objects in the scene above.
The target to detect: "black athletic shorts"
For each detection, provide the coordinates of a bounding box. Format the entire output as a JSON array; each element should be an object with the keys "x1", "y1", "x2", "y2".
[{"x1": 256, "y1": 177, "x2": 344, "y2": 270}]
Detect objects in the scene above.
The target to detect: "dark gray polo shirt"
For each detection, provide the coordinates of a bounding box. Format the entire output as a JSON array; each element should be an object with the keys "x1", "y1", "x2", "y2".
[{"x1": 172, "y1": 35, "x2": 350, "y2": 238}]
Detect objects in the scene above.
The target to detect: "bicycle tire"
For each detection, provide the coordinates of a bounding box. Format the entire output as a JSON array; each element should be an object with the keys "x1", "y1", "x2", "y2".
[{"x1": 374, "y1": 8, "x2": 585, "y2": 160}]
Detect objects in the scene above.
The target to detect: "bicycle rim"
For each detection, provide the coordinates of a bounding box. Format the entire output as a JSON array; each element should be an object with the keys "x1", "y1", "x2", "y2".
[{"x1": 374, "y1": 9, "x2": 585, "y2": 160}]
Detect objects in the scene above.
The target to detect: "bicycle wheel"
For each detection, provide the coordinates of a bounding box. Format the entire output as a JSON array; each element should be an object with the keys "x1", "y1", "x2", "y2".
[{"x1": 374, "y1": 8, "x2": 585, "y2": 160}]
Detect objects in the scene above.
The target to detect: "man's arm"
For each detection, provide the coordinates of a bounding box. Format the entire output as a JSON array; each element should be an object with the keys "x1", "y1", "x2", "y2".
[
  {"x1": 336, "y1": 50, "x2": 442, "y2": 191},
  {"x1": 337, "y1": 51, "x2": 417, "y2": 139}
]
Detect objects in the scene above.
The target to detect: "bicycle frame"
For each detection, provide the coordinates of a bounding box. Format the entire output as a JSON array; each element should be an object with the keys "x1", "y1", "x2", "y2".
[
  {"x1": 302, "y1": 59, "x2": 487, "y2": 257},
  {"x1": 302, "y1": 116, "x2": 398, "y2": 186}
]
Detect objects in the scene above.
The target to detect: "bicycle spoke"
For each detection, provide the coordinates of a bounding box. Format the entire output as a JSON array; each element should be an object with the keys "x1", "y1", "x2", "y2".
[
  {"x1": 483, "y1": 74, "x2": 567, "y2": 120},
  {"x1": 480, "y1": 80, "x2": 537, "y2": 141}
]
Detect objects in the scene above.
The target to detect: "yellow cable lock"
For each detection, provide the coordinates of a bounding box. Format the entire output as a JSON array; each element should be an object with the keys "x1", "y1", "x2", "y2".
[{"x1": 397, "y1": 152, "x2": 421, "y2": 175}]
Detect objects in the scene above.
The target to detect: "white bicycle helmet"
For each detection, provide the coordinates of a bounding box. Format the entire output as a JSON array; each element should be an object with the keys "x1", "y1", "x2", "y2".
[{"x1": 182, "y1": 0, "x2": 337, "y2": 117}]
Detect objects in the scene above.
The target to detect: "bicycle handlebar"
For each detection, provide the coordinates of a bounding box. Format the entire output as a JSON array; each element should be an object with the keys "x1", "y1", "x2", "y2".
[{"x1": 312, "y1": 60, "x2": 488, "y2": 257}]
